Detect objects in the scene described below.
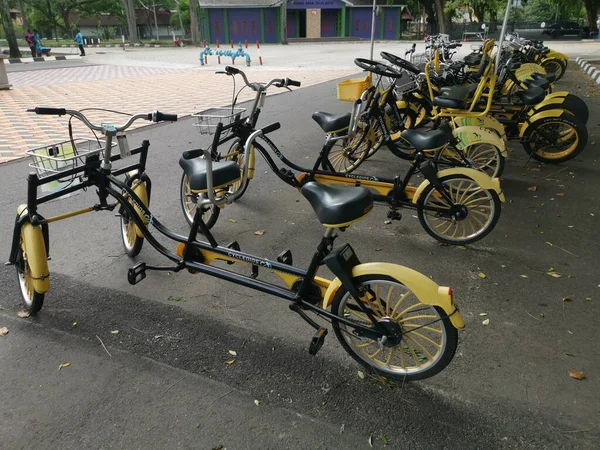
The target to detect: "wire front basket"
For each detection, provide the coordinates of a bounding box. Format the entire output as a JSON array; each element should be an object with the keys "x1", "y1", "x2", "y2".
[
  {"x1": 410, "y1": 53, "x2": 430, "y2": 71},
  {"x1": 26, "y1": 138, "x2": 111, "y2": 179},
  {"x1": 192, "y1": 107, "x2": 246, "y2": 136}
]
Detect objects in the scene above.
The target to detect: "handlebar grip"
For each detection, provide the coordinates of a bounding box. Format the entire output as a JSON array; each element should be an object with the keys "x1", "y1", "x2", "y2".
[
  {"x1": 261, "y1": 122, "x2": 281, "y2": 135},
  {"x1": 225, "y1": 66, "x2": 240, "y2": 75},
  {"x1": 153, "y1": 111, "x2": 178, "y2": 122},
  {"x1": 31, "y1": 107, "x2": 66, "y2": 116},
  {"x1": 182, "y1": 148, "x2": 205, "y2": 160},
  {"x1": 286, "y1": 78, "x2": 301, "y2": 87}
]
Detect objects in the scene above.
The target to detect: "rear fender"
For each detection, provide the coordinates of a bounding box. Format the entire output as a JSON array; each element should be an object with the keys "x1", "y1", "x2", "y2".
[
  {"x1": 322, "y1": 262, "x2": 464, "y2": 330},
  {"x1": 412, "y1": 168, "x2": 505, "y2": 203},
  {"x1": 452, "y1": 125, "x2": 507, "y2": 156},
  {"x1": 130, "y1": 180, "x2": 149, "y2": 238},
  {"x1": 452, "y1": 116, "x2": 506, "y2": 141},
  {"x1": 520, "y1": 109, "x2": 570, "y2": 137},
  {"x1": 544, "y1": 51, "x2": 567, "y2": 62}
]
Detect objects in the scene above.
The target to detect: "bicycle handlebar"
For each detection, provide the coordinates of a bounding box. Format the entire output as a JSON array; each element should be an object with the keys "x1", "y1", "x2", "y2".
[
  {"x1": 27, "y1": 107, "x2": 177, "y2": 133},
  {"x1": 222, "y1": 65, "x2": 301, "y2": 90}
]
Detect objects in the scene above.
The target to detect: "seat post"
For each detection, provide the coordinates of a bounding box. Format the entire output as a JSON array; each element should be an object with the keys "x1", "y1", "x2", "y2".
[{"x1": 296, "y1": 228, "x2": 335, "y2": 299}]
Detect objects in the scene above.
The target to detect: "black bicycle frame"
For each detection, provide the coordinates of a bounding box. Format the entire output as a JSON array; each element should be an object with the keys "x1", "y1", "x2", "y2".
[{"x1": 9, "y1": 141, "x2": 388, "y2": 338}]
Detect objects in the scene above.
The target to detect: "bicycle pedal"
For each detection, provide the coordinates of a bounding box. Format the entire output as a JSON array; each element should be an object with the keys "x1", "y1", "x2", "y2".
[
  {"x1": 127, "y1": 262, "x2": 147, "y2": 285},
  {"x1": 387, "y1": 210, "x2": 402, "y2": 221},
  {"x1": 309, "y1": 327, "x2": 327, "y2": 356}
]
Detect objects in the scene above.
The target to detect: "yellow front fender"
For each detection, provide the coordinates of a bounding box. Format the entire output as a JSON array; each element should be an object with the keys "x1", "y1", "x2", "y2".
[
  {"x1": 544, "y1": 91, "x2": 568, "y2": 100},
  {"x1": 130, "y1": 180, "x2": 149, "y2": 238},
  {"x1": 16, "y1": 205, "x2": 50, "y2": 294},
  {"x1": 412, "y1": 168, "x2": 505, "y2": 203},
  {"x1": 452, "y1": 125, "x2": 507, "y2": 156},
  {"x1": 520, "y1": 108, "x2": 568, "y2": 137},
  {"x1": 545, "y1": 51, "x2": 567, "y2": 62},
  {"x1": 321, "y1": 262, "x2": 465, "y2": 329}
]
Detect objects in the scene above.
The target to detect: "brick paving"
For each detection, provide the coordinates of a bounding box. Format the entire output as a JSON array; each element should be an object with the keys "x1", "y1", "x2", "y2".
[{"x1": 0, "y1": 65, "x2": 356, "y2": 164}]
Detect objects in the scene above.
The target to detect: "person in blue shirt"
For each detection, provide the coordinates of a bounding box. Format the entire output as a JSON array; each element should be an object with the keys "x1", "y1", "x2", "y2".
[
  {"x1": 33, "y1": 30, "x2": 51, "y2": 56},
  {"x1": 75, "y1": 29, "x2": 85, "y2": 56}
]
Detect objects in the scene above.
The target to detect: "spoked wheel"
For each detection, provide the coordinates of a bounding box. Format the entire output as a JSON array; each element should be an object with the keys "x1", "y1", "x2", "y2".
[
  {"x1": 321, "y1": 126, "x2": 371, "y2": 173},
  {"x1": 180, "y1": 173, "x2": 221, "y2": 228},
  {"x1": 522, "y1": 116, "x2": 588, "y2": 164},
  {"x1": 433, "y1": 143, "x2": 505, "y2": 178},
  {"x1": 15, "y1": 238, "x2": 45, "y2": 314},
  {"x1": 417, "y1": 175, "x2": 501, "y2": 245},
  {"x1": 364, "y1": 119, "x2": 386, "y2": 159},
  {"x1": 331, "y1": 276, "x2": 458, "y2": 381}
]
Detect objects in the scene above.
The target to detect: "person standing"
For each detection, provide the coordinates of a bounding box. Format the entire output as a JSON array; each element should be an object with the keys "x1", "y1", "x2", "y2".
[
  {"x1": 25, "y1": 29, "x2": 36, "y2": 57},
  {"x1": 75, "y1": 29, "x2": 85, "y2": 56}
]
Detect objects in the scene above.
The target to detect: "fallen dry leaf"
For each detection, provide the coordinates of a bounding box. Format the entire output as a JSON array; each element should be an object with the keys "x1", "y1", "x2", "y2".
[
  {"x1": 482, "y1": 318, "x2": 490, "y2": 326},
  {"x1": 479, "y1": 313, "x2": 488, "y2": 316},
  {"x1": 520, "y1": 275, "x2": 529, "y2": 279},
  {"x1": 547, "y1": 271, "x2": 562, "y2": 279},
  {"x1": 228, "y1": 350, "x2": 237, "y2": 356},
  {"x1": 357, "y1": 370, "x2": 365, "y2": 380},
  {"x1": 562, "y1": 296, "x2": 572, "y2": 302},
  {"x1": 72, "y1": 321, "x2": 78, "y2": 328},
  {"x1": 225, "y1": 359, "x2": 236, "y2": 366},
  {"x1": 58, "y1": 362, "x2": 71, "y2": 370},
  {"x1": 527, "y1": 186, "x2": 538, "y2": 192},
  {"x1": 529, "y1": 167, "x2": 541, "y2": 172},
  {"x1": 17, "y1": 310, "x2": 31, "y2": 318},
  {"x1": 0, "y1": 327, "x2": 8, "y2": 336},
  {"x1": 556, "y1": 193, "x2": 565, "y2": 197},
  {"x1": 585, "y1": 297, "x2": 592, "y2": 301},
  {"x1": 568, "y1": 370, "x2": 585, "y2": 380},
  {"x1": 478, "y1": 272, "x2": 487, "y2": 279},
  {"x1": 111, "y1": 330, "x2": 119, "y2": 334},
  {"x1": 369, "y1": 434, "x2": 374, "y2": 448},
  {"x1": 227, "y1": 218, "x2": 237, "y2": 223},
  {"x1": 254, "y1": 230, "x2": 265, "y2": 236},
  {"x1": 254, "y1": 399, "x2": 260, "y2": 406},
  {"x1": 384, "y1": 220, "x2": 392, "y2": 225}
]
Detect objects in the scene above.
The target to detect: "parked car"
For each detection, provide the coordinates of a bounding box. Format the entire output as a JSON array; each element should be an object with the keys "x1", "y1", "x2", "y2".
[{"x1": 542, "y1": 22, "x2": 594, "y2": 39}]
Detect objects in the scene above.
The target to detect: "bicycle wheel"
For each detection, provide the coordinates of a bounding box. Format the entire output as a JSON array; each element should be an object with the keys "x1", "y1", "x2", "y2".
[
  {"x1": 15, "y1": 237, "x2": 45, "y2": 314},
  {"x1": 522, "y1": 116, "x2": 588, "y2": 164},
  {"x1": 180, "y1": 173, "x2": 221, "y2": 228},
  {"x1": 321, "y1": 126, "x2": 371, "y2": 173},
  {"x1": 331, "y1": 275, "x2": 458, "y2": 381},
  {"x1": 417, "y1": 175, "x2": 501, "y2": 245},
  {"x1": 433, "y1": 143, "x2": 505, "y2": 178}
]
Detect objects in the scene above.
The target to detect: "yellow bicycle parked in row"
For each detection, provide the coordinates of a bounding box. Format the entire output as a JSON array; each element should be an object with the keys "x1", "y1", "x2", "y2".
[{"x1": 9, "y1": 107, "x2": 465, "y2": 381}]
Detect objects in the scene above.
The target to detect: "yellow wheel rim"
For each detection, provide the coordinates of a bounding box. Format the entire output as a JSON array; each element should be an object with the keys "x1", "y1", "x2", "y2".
[
  {"x1": 17, "y1": 238, "x2": 35, "y2": 305},
  {"x1": 182, "y1": 174, "x2": 217, "y2": 224},
  {"x1": 528, "y1": 121, "x2": 579, "y2": 160}
]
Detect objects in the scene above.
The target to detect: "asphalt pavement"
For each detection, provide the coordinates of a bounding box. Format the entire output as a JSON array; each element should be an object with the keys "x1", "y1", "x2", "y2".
[{"x1": 1, "y1": 68, "x2": 599, "y2": 449}]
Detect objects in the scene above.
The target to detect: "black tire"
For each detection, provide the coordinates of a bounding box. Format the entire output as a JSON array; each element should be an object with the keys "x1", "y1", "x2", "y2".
[
  {"x1": 522, "y1": 115, "x2": 588, "y2": 164},
  {"x1": 417, "y1": 175, "x2": 502, "y2": 245},
  {"x1": 331, "y1": 275, "x2": 458, "y2": 382},
  {"x1": 15, "y1": 242, "x2": 45, "y2": 314},
  {"x1": 433, "y1": 143, "x2": 505, "y2": 178},
  {"x1": 180, "y1": 173, "x2": 221, "y2": 229}
]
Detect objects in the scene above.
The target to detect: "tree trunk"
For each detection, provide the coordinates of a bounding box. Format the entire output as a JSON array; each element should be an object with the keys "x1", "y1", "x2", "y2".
[
  {"x1": 584, "y1": 1, "x2": 598, "y2": 34},
  {"x1": 419, "y1": 0, "x2": 436, "y2": 34},
  {"x1": 433, "y1": 0, "x2": 447, "y2": 34},
  {"x1": 152, "y1": 4, "x2": 159, "y2": 40},
  {"x1": 0, "y1": 0, "x2": 22, "y2": 58},
  {"x1": 281, "y1": 1, "x2": 287, "y2": 44},
  {"x1": 120, "y1": 0, "x2": 138, "y2": 44},
  {"x1": 190, "y1": 0, "x2": 200, "y2": 44}
]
